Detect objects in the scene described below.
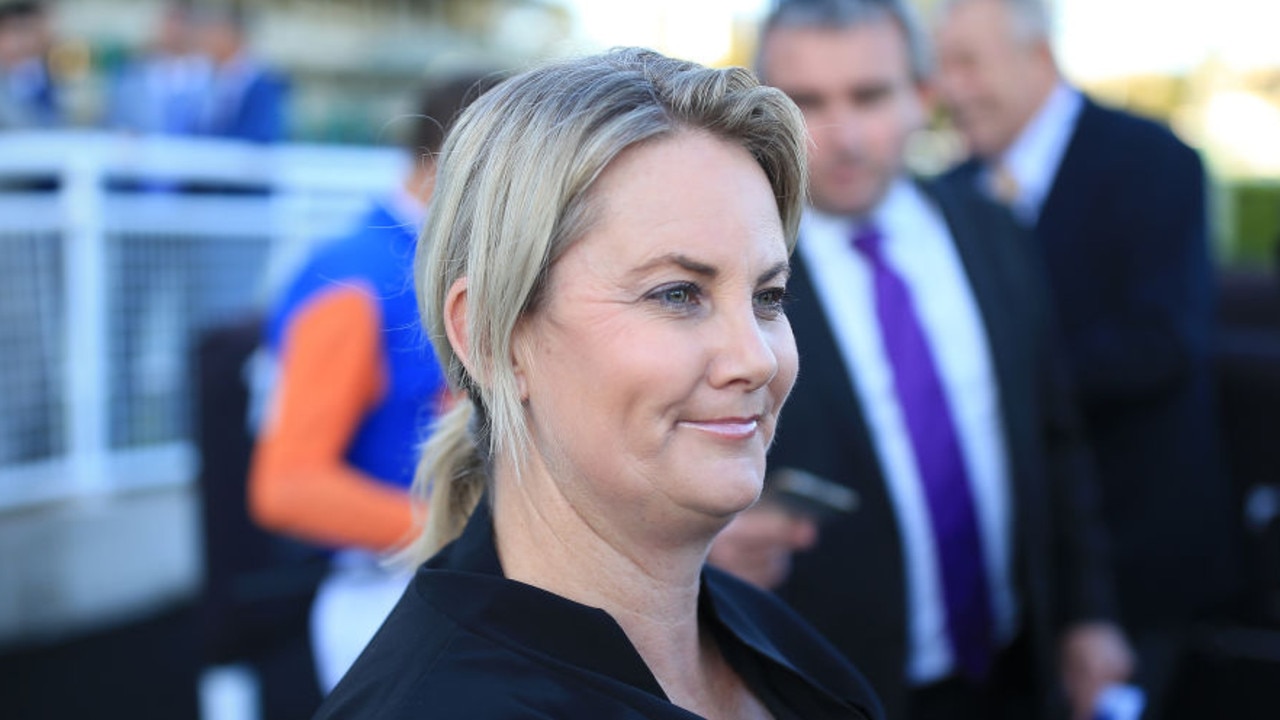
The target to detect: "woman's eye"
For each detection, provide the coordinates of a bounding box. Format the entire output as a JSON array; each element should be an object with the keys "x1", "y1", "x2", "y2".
[
  {"x1": 664, "y1": 287, "x2": 692, "y2": 304},
  {"x1": 649, "y1": 283, "x2": 701, "y2": 309},
  {"x1": 754, "y1": 287, "x2": 790, "y2": 318}
]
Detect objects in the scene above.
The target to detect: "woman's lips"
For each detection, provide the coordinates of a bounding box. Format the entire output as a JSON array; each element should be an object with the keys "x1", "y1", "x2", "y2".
[{"x1": 678, "y1": 417, "x2": 761, "y2": 440}]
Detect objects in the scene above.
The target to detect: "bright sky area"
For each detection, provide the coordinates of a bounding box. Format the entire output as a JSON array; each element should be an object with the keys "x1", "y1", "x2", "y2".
[{"x1": 566, "y1": 0, "x2": 1280, "y2": 80}]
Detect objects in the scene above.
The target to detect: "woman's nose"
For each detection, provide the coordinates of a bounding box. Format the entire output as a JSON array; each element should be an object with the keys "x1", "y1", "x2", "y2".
[{"x1": 709, "y1": 304, "x2": 779, "y2": 391}]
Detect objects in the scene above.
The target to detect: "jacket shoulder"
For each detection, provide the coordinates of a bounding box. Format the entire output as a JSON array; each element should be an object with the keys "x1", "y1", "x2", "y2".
[
  {"x1": 315, "y1": 572, "x2": 668, "y2": 719},
  {"x1": 919, "y1": 172, "x2": 1023, "y2": 243},
  {"x1": 315, "y1": 612, "x2": 577, "y2": 719},
  {"x1": 1077, "y1": 98, "x2": 1201, "y2": 169}
]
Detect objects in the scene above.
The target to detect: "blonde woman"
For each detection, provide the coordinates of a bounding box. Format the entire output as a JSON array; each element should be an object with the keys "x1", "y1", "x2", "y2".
[{"x1": 315, "y1": 48, "x2": 884, "y2": 720}]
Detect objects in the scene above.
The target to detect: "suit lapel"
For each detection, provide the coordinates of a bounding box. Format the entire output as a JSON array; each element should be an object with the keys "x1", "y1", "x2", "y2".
[
  {"x1": 1035, "y1": 97, "x2": 1099, "y2": 238},
  {"x1": 787, "y1": 251, "x2": 881, "y2": 473},
  {"x1": 925, "y1": 181, "x2": 1014, "y2": 372},
  {"x1": 921, "y1": 179, "x2": 1036, "y2": 501}
]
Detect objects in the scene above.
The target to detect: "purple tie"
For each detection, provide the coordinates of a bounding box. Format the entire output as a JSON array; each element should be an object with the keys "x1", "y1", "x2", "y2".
[{"x1": 852, "y1": 223, "x2": 994, "y2": 679}]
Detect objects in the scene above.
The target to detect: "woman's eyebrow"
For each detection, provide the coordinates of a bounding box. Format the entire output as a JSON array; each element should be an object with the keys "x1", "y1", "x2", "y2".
[
  {"x1": 628, "y1": 253, "x2": 718, "y2": 279},
  {"x1": 758, "y1": 261, "x2": 791, "y2": 285}
]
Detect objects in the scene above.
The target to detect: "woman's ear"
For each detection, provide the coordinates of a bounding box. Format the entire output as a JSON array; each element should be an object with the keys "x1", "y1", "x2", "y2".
[
  {"x1": 443, "y1": 277, "x2": 476, "y2": 379},
  {"x1": 509, "y1": 317, "x2": 531, "y2": 404}
]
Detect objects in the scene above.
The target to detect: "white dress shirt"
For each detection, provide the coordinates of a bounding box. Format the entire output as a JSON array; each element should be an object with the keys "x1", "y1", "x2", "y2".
[
  {"x1": 798, "y1": 179, "x2": 1017, "y2": 684},
  {"x1": 987, "y1": 81, "x2": 1084, "y2": 224}
]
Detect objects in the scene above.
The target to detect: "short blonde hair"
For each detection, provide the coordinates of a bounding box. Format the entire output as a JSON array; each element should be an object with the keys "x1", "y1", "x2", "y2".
[{"x1": 404, "y1": 47, "x2": 808, "y2": 562}]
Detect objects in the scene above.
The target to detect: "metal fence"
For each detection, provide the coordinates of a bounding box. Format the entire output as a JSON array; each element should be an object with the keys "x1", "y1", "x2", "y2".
[{"x1": 0, "y1": 130, "x2": 404, "y2": 510}]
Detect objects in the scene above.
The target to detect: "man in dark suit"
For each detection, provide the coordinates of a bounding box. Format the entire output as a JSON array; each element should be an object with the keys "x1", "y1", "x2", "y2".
[
  {"x1": 0, "y1": 1, "x2": 60, "y2": 129},
  {"x1": 709, "y1": 2, "x2": 1131, "y2": 718},
  {"x1": 109, "y1": 2, "x2": 209, "y2": 136},
  {"x1": 934, "y1": 1, "x2": 1235, "y2": 713},
  {"x1": 195, "y1": 5, "x2": 288, "y2": 143}
]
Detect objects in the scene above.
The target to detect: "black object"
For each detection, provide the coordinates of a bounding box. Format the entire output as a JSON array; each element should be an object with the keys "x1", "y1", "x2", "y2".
[
  {"x1": 764, "y1": 466, "x2": 860, "y2": 523},
  {"x1": 192, "y1": 314, "x2": 327, "y2": 719}
]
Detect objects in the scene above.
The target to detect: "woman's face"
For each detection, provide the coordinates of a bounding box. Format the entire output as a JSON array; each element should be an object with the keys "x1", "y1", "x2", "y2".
[{"x1": 512, "y1": 130, "x2": 798, "y2": 538}]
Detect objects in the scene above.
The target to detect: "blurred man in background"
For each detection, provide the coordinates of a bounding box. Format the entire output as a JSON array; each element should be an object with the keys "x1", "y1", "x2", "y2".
[
  {"x1": 249, "y1": 72, "x2": 499, "y2": 693},
  {"x1": 109, "y1": 1, "x2": 209, "y2": 136},
  {"x1": 711, "y1": 1, "x2": 1131, "y2": 718},
  {"x1": 935, "y1": 1, "x2": 1236, "y2": 715},
  {"x1": 194, "y1": 3, "x2": 287, "y2": 142},
  {"x1": 0, "y1": 1, "x2": 59, "y2": 128}
]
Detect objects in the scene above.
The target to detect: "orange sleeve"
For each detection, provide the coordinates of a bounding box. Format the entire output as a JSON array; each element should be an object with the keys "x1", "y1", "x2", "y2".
[{"x1": 249, "y1": 286, "x2": 420, "y2": 552}]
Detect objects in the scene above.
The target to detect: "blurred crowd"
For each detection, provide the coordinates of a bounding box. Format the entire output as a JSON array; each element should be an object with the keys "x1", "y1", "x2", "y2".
[{"x1": 0, "y1": 0, "x2": 287, "y2": 141}]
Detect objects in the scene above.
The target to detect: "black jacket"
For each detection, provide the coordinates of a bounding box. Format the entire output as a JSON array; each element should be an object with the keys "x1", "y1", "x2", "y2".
[
  {"x1": 949, "y1": 97, "x2": 1235, "y2": 628},
  {"x1": 315, "y1": 498, "x2": 884, "y2": 719}
]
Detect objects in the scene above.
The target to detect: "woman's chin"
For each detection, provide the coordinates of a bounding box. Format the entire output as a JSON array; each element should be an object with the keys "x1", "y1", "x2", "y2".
[{"x1": 685, "y1": 470, "x2": 765, "y2": 522}]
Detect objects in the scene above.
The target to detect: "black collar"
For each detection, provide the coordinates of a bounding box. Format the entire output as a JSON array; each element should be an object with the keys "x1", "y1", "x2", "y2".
[
  {"x1": 414, "y1": 497, "x2": 865, "y2": 712},
  {"x1": 415, "y1": 497, "x2": 668, "y2": 698}
]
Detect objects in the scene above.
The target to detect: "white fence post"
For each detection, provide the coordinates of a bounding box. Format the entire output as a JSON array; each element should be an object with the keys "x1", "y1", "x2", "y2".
[{"x1": 61, "y1": 148, "x2": 111, "y2": 496}]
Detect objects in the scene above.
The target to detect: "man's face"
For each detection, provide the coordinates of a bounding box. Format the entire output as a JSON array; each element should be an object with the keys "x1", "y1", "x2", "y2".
[
  {"x1": 935, "y1": 0, "x2": 1051, "y2": 159},
  {"x1": 759, "y1": 20, "x2": 926, "y2": 216}
]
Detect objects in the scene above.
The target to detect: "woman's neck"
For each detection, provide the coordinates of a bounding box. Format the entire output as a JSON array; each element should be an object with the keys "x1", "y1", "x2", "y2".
[
  {"x1": 491, "y1": 460, "x2": 767, "y2": 719},
  {"x1": 492, "y1": 460, "x2": 706, "y2": 641}
]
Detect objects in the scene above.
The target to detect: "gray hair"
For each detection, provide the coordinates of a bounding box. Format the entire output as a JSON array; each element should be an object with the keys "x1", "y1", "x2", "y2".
[
  {"x1": 937, "y1": 0, "x2": 1052, "y2": 43},
  {"x1": 758, "y1": 0, "x2": 933, "y2": 83},
  {"x1": 401, "y1": 48, "x2": 809, "y2": 561}
]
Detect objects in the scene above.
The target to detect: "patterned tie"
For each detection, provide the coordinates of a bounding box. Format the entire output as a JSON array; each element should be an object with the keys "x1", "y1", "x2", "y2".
[
  {"x1": 989, "y1": 163, "x2": 1035, "y2": 226},
  {"x1": 989, "y1": 162, "x2": 1021, "y2": 207},
  {"x1": 852, "y1": 222, "x2": 994, "y2": 679}
]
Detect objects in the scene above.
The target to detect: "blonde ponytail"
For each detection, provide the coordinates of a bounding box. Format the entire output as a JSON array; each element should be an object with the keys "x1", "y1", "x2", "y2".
[{"x1": 396, "y1": 398, "x2": 488, "y2": 566}]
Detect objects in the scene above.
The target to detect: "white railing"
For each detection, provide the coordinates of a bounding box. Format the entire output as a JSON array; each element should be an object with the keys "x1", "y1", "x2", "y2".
[{"x1": 0, "y1": 130, "x2": 406, "y2": 511}]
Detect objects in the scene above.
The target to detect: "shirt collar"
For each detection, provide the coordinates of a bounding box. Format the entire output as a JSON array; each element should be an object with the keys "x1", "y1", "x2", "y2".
[
  {"x1": 385, "y1": 184, "x2": 427, "y2": 230},
  {"x1": 800, "y1": 177, "x2": 929, "y2": 251},
  {"x1": 415, "y1": 496, "x2": 867, "y2": 713},
  {"x1": 217, "y1": 51, "x2": 256, "y2": 80},
  {"x1": 414, "y1": 497, "x2": 669, "y2": 699},
  {"x1": 992, "y1": 81, "x2": 1083, "y2": 221},
  {"x1": 362, "y1": 188, "x2": 425, "y2": 251}
]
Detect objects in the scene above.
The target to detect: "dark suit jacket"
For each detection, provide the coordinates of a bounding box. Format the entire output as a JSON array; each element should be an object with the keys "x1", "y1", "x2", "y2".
[
  {"x1": 207, "y1": 64, "x2": 289, "y2": 143},
  {"x1": 771, "y1": 177, "x2": 1115, "y2": 719},
  {"x1": 950, "y1": 98, "x2": 1235, "y2": 629},
  {"x1": 316, "y1": 498, "x2": 884, "y2": 720}
]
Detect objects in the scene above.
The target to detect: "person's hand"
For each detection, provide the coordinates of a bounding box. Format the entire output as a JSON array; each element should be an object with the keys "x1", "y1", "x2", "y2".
[
  {"x1": 707, "y1": 503, "x2": 818, "y2": 590},
  {"x1": 1060, "y1": 621, "x2": 1135, "y2": 720}
]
